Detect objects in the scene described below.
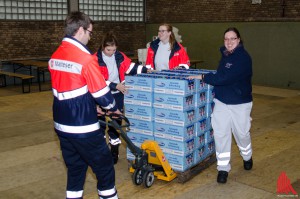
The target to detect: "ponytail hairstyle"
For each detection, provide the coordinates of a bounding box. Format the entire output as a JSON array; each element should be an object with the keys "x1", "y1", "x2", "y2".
[
  {"x1": 101, "y1": 31, "x2": 119, "y2": 50},
  {"x1": 160, "y1": 23, "x2": 176, "y2": 51}
]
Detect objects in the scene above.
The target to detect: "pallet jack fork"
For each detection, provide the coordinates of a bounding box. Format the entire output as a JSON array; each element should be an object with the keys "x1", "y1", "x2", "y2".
[{"x1": 101, "y1": 114, "x2": 177, "y2": 188}]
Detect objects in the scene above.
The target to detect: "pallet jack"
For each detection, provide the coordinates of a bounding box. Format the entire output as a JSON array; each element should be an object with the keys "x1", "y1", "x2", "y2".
[{"x1": 100, "y1": 114, "x2": 177, "y2": 188}]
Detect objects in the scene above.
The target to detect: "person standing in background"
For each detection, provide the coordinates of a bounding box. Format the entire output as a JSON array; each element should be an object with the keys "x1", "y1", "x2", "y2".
[
  {"x1": 145, "y1": 23, "x2": 190, "y2": 71},
  {"x1": 48, "y1": 11, "x2": 120, "y2": 199},
  {"x1": 96, "y1": 31, "x2": 148, "y2": 164},
  {"x1": 188, "y1": 27, "x2": 253, "y2": 184}
]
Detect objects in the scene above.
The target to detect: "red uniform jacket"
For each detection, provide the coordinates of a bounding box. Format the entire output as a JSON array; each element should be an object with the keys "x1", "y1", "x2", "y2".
[
  {"x1": 146, "y1": 39, "x2": 190, "y2": 70},
  {"x1": 96, "y1": 50, "x2": 147, "y2": 91},
  {"x1": 49, "y1": 36, "x2": 117, "y2": 137}
]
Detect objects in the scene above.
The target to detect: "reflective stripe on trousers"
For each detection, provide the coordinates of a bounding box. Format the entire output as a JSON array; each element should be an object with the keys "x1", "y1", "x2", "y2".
[{"x1": 211, "y1": 99, "x2": 253, "y2": 172}]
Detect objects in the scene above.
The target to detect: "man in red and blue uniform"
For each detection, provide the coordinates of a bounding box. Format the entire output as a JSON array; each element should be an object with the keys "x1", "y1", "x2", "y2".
[{"x1": 48, "y1": 11, "x2": 120, "y2": 199}]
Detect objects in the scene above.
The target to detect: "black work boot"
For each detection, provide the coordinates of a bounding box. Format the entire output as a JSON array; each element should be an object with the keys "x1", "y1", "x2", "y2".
[
  {"x1": 110, "y1": 144, "x2": 119, "y2": 164},
  {"x1": 217, "y1": 171, "x2": 228, "y2": 183},
  {"x1": 243, "y1": 157, "x2": 253, "y2": 170}
]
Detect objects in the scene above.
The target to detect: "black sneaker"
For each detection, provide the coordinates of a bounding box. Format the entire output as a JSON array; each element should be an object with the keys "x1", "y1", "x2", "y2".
[
  {"x1": 217, "y1": 171, "x2": 228, "y2": 183},
  {"x1": 243, "y1": 157, "x2": 253, "y2": 170},
  {"x1": 110, "y1": 144, "x2": 119, "y2": 164}
]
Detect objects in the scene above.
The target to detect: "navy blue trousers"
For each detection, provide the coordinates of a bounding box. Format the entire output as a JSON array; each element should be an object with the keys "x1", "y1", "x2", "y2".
[{"x1": 58, "y1": 130, "x2": 116, "y2": 198}]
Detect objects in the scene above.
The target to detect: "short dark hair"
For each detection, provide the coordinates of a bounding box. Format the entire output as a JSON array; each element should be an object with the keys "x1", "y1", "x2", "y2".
[
  {"x1": 64, "y1": 11, "x2": 93, "y2": 36},
  {"x1": 224, "y1": 27, "x2": 243, "y2": 44}
]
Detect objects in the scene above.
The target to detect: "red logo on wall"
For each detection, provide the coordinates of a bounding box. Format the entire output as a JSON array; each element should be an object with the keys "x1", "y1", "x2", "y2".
[{"x1": 277, "y1": 171, "x2": 298, "y2": 197}]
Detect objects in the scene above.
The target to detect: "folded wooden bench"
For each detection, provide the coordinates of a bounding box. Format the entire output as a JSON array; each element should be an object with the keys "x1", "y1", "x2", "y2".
[{"x1": 0, "y1": 71, "x2": 34, "y2": 93}]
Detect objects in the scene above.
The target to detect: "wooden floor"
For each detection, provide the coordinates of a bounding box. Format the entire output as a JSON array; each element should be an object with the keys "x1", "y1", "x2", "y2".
[{"x1": 0, "y1": 84, "x2": 299, "y2": 199}]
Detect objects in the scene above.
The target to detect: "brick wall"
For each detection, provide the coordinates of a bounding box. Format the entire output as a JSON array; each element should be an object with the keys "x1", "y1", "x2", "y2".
[
  {"x1": 0, "y1": 21, "x2": 64, "y2": 60},
  {"x1": 89, "y1": 22, "x2": 146, "y2": 55},
  {"x1": 0, "y1": 21, "x2": 145, "y2": 60},
  {"x1": 146, "y1": 0, "x2": 300, "y2": 22},
  {"x1": 0, "y1": 0, "x2": 299, "y2": 60}
]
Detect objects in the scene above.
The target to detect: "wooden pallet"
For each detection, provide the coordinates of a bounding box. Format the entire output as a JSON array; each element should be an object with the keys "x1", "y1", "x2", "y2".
[{"x1": 176, "y1": 153, "x2": 216, "y2": 183}]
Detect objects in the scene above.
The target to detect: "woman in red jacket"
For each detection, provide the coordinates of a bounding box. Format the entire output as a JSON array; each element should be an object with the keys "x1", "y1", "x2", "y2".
[
  {"x1": 97, "y1": 32, "x2": 147, "y2": 164},
  {"x1": 146, "y1": 23, "x2": 190, "y2": 71}
]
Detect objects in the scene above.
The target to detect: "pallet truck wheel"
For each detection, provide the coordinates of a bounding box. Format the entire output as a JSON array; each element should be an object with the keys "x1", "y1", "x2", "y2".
[
  {"x1": 143, "y1": 171, "x2": 155, "y2": 188},
  {"x1": 132, "y1": 169, "x2": 143, "y2": 185}
]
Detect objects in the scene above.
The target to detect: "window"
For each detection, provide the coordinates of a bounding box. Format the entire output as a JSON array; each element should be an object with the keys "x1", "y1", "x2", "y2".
[
  {"x1": 79, "y1": 0, "x2": 144, "y2": 22},
  {"x1": 0, "y1": 0, "x2": 68, "y2": 20}
]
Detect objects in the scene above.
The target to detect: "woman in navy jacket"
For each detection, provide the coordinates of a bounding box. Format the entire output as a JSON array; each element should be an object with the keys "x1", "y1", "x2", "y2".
[{"x1": 189, "y1": 27, "x2": 253, "y2": 184}]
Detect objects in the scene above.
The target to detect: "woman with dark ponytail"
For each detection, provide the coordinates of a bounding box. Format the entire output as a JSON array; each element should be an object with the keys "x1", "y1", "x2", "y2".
[{"x1": 96, "y1": 31, "x2": 147, "y2": 164}]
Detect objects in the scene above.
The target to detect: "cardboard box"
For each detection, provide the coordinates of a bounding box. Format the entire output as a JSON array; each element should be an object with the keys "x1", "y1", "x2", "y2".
[
  {"x1": 125, "y1": 104, "x2": 154, "y2": 121},
  {"x1": 192, "y1": 79, "x2": 207, "y2": 92},
  {"x1": 154, "y1": 77, "x2": 195, "y2": 95},
  {"x1": 125, "y1": 75, "x2": 153, "y2": 92},
  {"x1": 124, "y1": 89, "x2": 153, "y2": 107},
  {"x1": 205, "y1": 140, "x2": 215, "y2": 157},
  {"x1": 195, "y1": 132, "x2": 205, "y2": 149},
  {"x1": 151, "y1": 71, "x2": 201, "y2": 92},
  {"x1": 160, "y1": 69, "x2": 214, "y2": 91},
  {"x1": 155, "y1": 137, "x2": 195, "y2": 156},
  {"x1": 127, "y1": 132, "x2": 155, "y2": 144},
  {"x1": 205, "y1": 128, "x2": 214, "y2": 144},
  {"x1": 196, "y1": 118, "x2": 208, "y2": 136},
  {"x1": 195, "y1": 104, "x2": 206, "y2": 121},
  {"x1": 165, "y1": 152, "x2": 194, "y2": 172},
  {"x1": 154, "y1": 122, "x2": 196, "y2": 141},
  {"x1": 194, "y1": 145, "x2": 206, "y2": 164},
  {"x1": 195, "y1": 91, "x2": 207, "y2": 107},
  {"x1": 206, "y1": 116, "x2": 212, "y2": 131},
  {"x1": 206, "y1": 102, "x2": 215, "y2": 117},
  {"x1": 206, "y1": 88, "x2": 215, "y2": 103},
  {"x1": 154, "y1": 108, "x2": 195, "y2": 126},
  {"x1": 153, "y1": 93, "x2": 194, "y2": 111},
  {"x1": 128, "y1": 118, "x2": 154, "y2": 136}
]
